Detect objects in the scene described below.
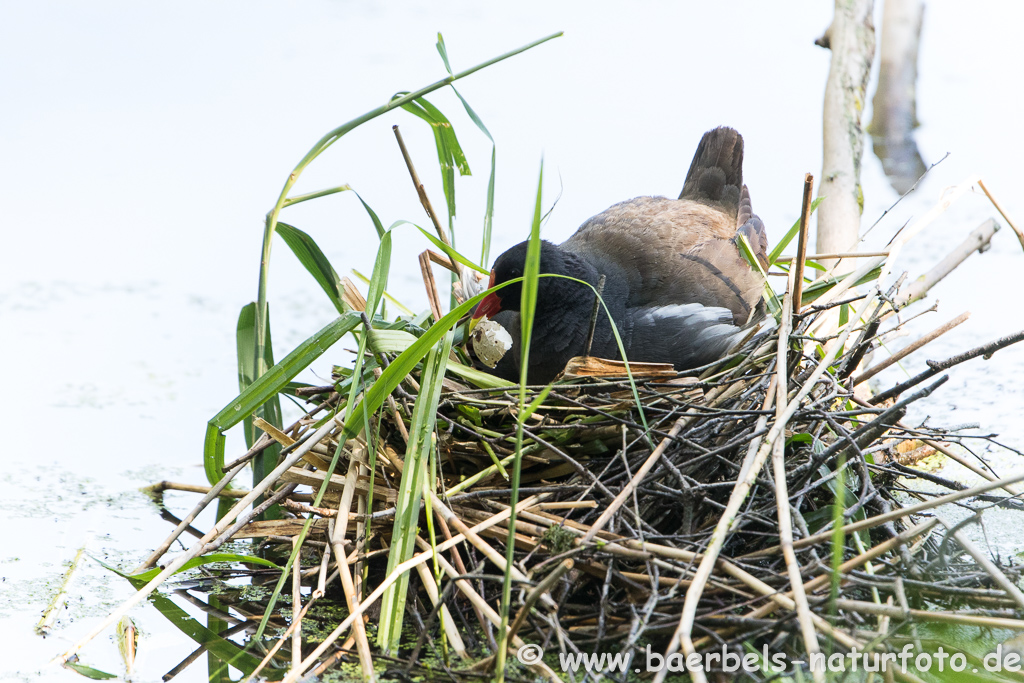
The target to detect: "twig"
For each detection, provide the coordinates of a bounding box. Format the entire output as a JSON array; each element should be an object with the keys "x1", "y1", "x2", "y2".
[
  {"x1": 853, "y1": 311, "x2": 970, "y2": 385},
  {"x1": 870, "y1": 327, "x2": 1024, "y2": 404},
  {"x1": 978, "y1": 179, "x2": 1024, "y2": 252}
]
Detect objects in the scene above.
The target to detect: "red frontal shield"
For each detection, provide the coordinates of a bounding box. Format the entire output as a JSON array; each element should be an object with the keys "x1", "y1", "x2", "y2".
[{"x1": 472, "y1": 270, "x2": 500, "y2": 320}]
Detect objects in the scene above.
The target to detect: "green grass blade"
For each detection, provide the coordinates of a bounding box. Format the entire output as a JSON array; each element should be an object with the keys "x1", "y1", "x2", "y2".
[
  {"x1": 355, "y1": 191, "x2": 387, "y2": 239},
  {"x1": 338, "y1": 287, "x2": 504, "y2": 444},
  {"x1": 495, "y1": 161, "x2": 544, "y2": 681},
  {"x1": 351, "y1": 269, "x2": 414, "y2": 316},
  {"x1": 435, "y1": 33, "x2": 498, "y2": 265},
  {"x1": 738, "y1": 234, "x2": 782, "y2": 319},
  {"x1": 63, "y1": 662, "x2": 117, "y2": 680},
  {"x1": 213, "y1": 313, "x2": 362, "y2": 432},
  {"x1": 281, "y1": 183, "x2": 352, "y2": 208},
  {"x1": 277, "y1": 222, "x2": 346, "y2": 314},
  {"x1": 830, "y1": 455, "x2": 847, "y2": 613},
  {"x1": 235, "y1": 303, "x2": 283, "y2": 511},
  {"x1": 378, "y1": 330, "x2": 455, "y2": 653},
  {"x1": 130, "y1": 554, "x2": 280, "y2": 582},
  {"x1": 365, "y1": 230, "x2": 392, "y2": 316},
  {"x1": 800, "y1": 267, "x2": 882, "y2": 305},
  {"x1": 202, "y1": 423, "x2": 227, "y2": 489},
  {"x1": 205, "y1": 313, "x2": 361, "y2": 486},
  {"x1": 768, "y1": 196, "x2": 825, "y2": 265},
  {"x1": 205, "y1": 311, "x2": 359, "y2": 487}
]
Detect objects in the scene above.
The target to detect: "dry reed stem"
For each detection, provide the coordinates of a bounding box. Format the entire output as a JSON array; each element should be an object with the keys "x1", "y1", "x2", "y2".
[
  {"x1": 736, "y1": 520, "x2": 939, "y2": 625},
  {"x1": 37, "y1": 539, "x2": 89, "y2": 636},
  {"x1": 914, "y1": 435, "x2": 1024, "y2": 497},
  {"x1": 135, "y1": 464, "x2": 250, "y2": 573},
  {"x1": 893, "y1": 218, "x2": 1000, "y2": 307},
  {"x1": 419, "y1": 251, "x2": 444, "y2": 322},
  {"x1": 775, "y1": 250, "x2": 889, "y2": 262},
  {"x1": 833, "y1": 598, "x2": 1024, "y2": 630},
  {"x1": 792, "y1": 173, "x2": 813, "y2": 316},
  {"x1": 330, "y1": 443, "x2": 376, "y2": 682},
  {"x1": 879, "y1": 175, "x2": 981, "y2": 282},
  {"x1": 771, "y1": 273, "x2": 823, "y2": 682},
  {"x1": 507, "y1": 558, "x2": 574, "y2": 644},
  {"x1": 392, "y1": 124, "x2": 462, "y2": 279}
]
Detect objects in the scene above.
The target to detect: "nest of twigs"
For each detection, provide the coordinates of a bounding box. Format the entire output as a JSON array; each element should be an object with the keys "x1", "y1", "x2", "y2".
[
  {"x1": 90, "y1": 168, "x2": 1024, "y2": 683},
  {"x1": 131, "y1": 274, "x2": 1024, "y2": 683}
]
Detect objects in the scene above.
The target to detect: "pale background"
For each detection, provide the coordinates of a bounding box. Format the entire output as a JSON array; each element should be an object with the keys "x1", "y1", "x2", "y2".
[{"x1": 2, "y1": 1, "x2": 1023, "y2": 680}]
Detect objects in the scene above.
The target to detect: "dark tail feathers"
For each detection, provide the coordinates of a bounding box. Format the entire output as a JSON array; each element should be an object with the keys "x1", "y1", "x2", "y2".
[{"x1": 678, "y1": 126, "x2": 744, "y2": 217}]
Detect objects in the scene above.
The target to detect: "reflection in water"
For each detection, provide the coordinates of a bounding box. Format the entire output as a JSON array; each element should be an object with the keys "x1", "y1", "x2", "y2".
[{"x1": 870, "y1": 0, "x2": 927, "y2": 194}]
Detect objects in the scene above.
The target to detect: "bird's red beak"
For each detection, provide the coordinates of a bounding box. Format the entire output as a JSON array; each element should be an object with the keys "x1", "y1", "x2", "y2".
[{"x1": 472, "y1": 270, "x2": 500, "y2": 320}]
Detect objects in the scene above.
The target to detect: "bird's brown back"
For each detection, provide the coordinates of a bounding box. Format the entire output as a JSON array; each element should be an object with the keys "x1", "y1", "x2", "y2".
[{"x1": 564, "y1": 196, "x2": 763, "y2": 323}]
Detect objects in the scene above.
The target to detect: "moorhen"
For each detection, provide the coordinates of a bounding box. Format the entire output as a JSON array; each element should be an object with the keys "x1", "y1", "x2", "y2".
[{"x1": 472, "y1": 126, "x2": 769, "y2": 384}]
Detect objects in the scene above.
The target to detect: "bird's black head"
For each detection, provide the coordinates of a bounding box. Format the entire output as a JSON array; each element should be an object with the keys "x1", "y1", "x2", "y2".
[{"x1": 473, "y1": 239, "x2": 597, "y2": 319}]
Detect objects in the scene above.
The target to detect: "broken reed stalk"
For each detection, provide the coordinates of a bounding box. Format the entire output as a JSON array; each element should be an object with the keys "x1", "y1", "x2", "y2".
[
  {"x1": 418, "y1": 251, "x2": 444, "y2": 322},
  {"x1": 792, "y1": 173, "x2": 814, "y2": 316},
  {"x1": 393, "y1": 124, "x2": 463, "y2": 279},
  {"x1": 37, "y1": 539, "x2": 89, "y2": 636},
  {"x1": 893, "y1": 218, "x2": 1000, "y2": 307}
]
